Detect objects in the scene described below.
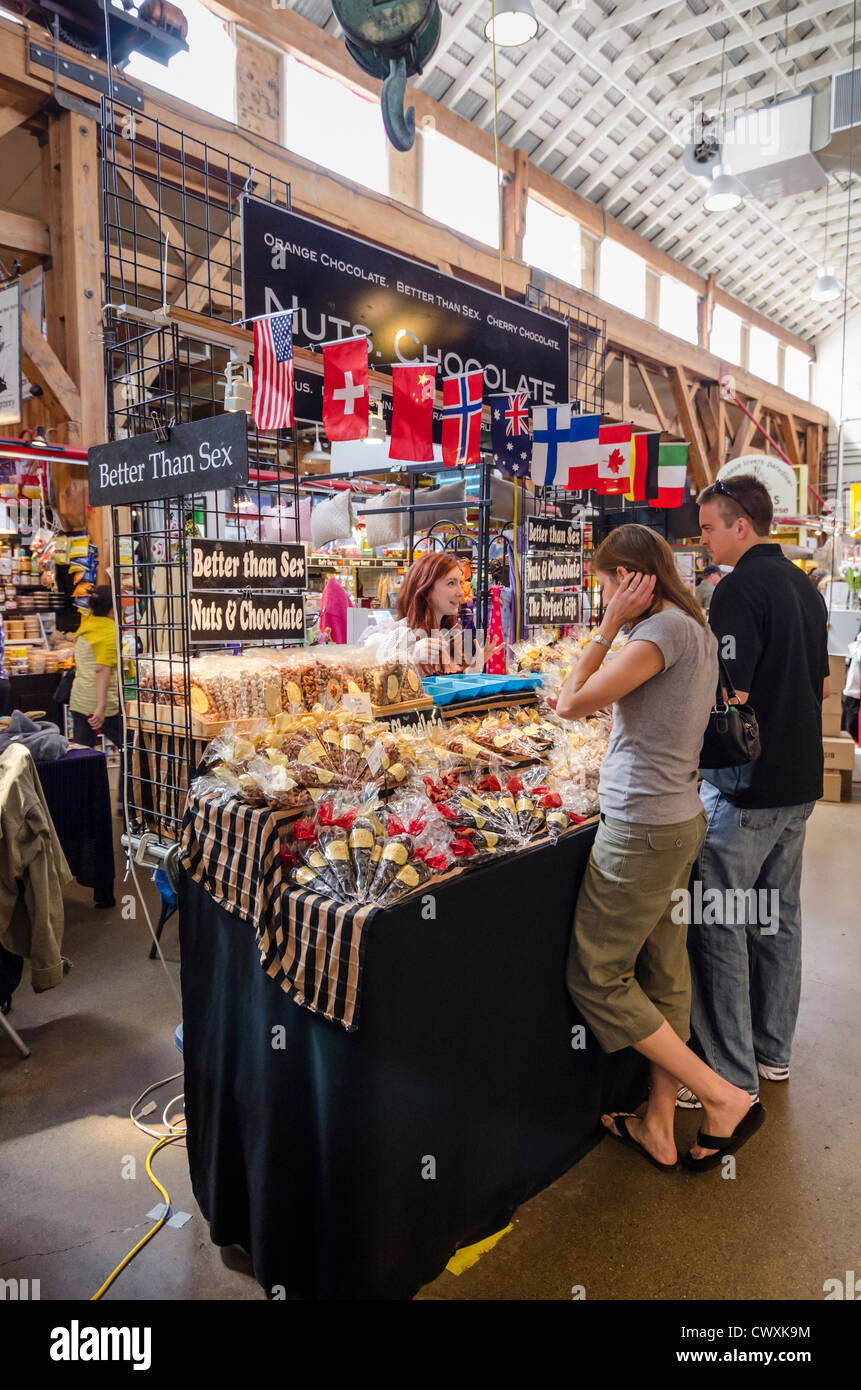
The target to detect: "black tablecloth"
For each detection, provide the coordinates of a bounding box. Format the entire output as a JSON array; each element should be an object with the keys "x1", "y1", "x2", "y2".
[
  {"x1": 2, "y1": 671, "x2": 64, "y2": 729},
  {"x1": 179, "y1": 824, "x2": 648, "y2": 1300},
  {"x1": 35, "y1": 748, "x2": 115, "y2": 904}
]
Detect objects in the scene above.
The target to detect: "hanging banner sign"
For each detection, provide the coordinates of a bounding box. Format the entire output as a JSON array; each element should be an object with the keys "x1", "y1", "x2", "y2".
[
  {"x1": 0, "y1": 282, "x2": 22, "y2": 426},
  {"x1": 88, "y1": 412, "x2": 249, "y2": 506},
  {"x1": 189, "y1": 537, "x2": 307, "y2": 591},
  {"x1": 525, "y1": 553, "x2": 581, "y2": 588},
  {"x1": 241, "y1": 196, "x2": 569, "y2": 406},
  {"x1": 189, "y1": 591, "x2": 306, "y2": 645},
  {"x1": 526, "y1": 516, "x2": 582, "y2": 552},
  {"x1": 526, "y1": 589, "x2": 580, "y2": 625}
]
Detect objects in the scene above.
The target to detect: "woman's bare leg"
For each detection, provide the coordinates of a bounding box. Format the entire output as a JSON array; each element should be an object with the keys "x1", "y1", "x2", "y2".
[
  {"x1": 603, "y1": 1060, "x2": 678, "y2": 1165},
  {"x1": 638, "y1": 1021, "x2": 754, "y2": 1160}
]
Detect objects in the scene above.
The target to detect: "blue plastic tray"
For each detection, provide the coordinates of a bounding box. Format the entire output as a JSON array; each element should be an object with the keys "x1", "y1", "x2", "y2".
[{"x1": 423, "y1": 674, "x2": 542, "y2": 705}]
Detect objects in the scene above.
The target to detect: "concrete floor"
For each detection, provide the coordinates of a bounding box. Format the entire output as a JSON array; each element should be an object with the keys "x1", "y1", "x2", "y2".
[{"x1": 1, "y1": 782, "x2": 859, "y2": 1302}]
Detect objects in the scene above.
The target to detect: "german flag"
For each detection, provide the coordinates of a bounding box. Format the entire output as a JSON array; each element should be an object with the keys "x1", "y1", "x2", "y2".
[{"x1": 626, "y1": 432, "x2": 661, "y2": 501}]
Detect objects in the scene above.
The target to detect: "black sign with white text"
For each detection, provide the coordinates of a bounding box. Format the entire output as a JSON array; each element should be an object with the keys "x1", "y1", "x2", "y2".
[
  {"x1": 241, "y1": 196, "x2": 569, "y2": 406},
  {"x1": 88, "y1": 413, "x2": 249, "y2": 506},
  {"x1": 525, "y1": 553, "x2": 581, "y2": 589},
  {"x1": 526, "y1": 589, "x2": 580, "y2": 626},
  {"x1": 526, "y1": 516, "x2": 582, "y2": 553},
  {"x1": 189, "y1": 591, "x2": 306, "y2": 645},
  {"x1": 190, "y1": 538, "x2": 307, "y2": 591}
]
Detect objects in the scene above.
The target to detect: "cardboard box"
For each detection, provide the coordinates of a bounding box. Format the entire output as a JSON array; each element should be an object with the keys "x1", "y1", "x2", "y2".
[
  {"x1": 829, "y1": 653, "x2": 847, "y2": 690},
  {"x1": 822, "y1": 692, "x2": 843, "y2": 715},
  {"x1": 822, "y1": 711, "x2": 842, "y2": 737},
  {"x1": 823, "y1": 732, "x2": 857, "y2": 771},
  {"x1": 820, "y1": 769, "x2": 853, "y2": 803}
]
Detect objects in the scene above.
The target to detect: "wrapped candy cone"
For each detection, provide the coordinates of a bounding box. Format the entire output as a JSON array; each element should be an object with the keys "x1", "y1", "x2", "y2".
[{"x1": 485, "y1": 584, "x2": 506, "y2": 674}]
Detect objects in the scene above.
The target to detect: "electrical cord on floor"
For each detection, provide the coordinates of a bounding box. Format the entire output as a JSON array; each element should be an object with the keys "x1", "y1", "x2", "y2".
[
  {"x1": 130, "y1": 1069, "x2": 186, "y2": 1140},
  {"x1": 90, "y1": 1133, "x2": 183, "y2": 1301}
]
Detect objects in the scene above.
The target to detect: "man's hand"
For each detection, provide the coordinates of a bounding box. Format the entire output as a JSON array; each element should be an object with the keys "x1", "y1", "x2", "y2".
[{"x1": 88, "y1": 706, "x2": 105, "y2": 732}]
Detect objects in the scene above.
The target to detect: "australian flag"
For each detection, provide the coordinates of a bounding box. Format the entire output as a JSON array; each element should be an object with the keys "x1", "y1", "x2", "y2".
[{"x1": 490, "y1": 392, "x2": 531, "y2": 478}]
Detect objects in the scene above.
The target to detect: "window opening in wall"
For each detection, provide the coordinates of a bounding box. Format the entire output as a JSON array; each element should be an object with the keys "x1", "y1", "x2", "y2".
[
  {"x1": 523, "y1": 198, "x2": 580, "y2": 288},
  {"x1": 784, "y1": 345, "x2": 811, "y2": 400},
  {"x1": 598, "y1": 239, "x2": 646, "y2": 318},
  {"x1": 421, "y1": 130, "x2": 499, "y2": 248},
  {"x1": 710, "y1": 304, "x2": 741, "y2": 363},
  {"x1": 283, "y1": 56, "x2": 389, "y2": 196},
  {"x1": 122, "y1": 0, "x2": 236, "y2": 122},
  {"x1": 659, "y1": 276, "x2": 698, "y2": 345},
  {"x1": 749, "y1": 325, "x2": 779, "y2": 384}
]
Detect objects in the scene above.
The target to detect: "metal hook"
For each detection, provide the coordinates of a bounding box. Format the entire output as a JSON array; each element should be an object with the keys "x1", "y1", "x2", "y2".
[{"x1": 381, "y1": 56, "x2": 415, "y2": 153}]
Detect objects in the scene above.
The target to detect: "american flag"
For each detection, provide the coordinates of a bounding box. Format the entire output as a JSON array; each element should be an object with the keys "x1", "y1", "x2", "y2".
[{"x1": 252, "y1": 312, "x2": 294, "y2": 430}]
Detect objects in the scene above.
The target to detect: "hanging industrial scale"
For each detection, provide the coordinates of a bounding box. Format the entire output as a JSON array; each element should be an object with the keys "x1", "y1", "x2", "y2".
[{"x1": 331, "y1": 0, "x2": 441, "y2": 152}]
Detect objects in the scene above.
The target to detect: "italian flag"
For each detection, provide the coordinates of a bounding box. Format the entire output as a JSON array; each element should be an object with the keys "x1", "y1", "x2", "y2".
[
  {"x1": 649, "y1": 442, "x2": 690, "y2": 509},
  {"x1": 597, "y1": 422, "x2": 632, "y2": 494}
]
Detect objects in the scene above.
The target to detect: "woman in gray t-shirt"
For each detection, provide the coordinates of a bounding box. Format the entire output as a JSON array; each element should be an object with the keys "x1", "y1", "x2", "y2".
[{"x1": 554, "y1": 524, "x2": 765, "y2": 1174}]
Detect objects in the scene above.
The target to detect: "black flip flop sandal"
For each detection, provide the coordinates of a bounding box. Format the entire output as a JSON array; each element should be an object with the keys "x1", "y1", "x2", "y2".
[
  {"x1": 681, "y1": 1101, "x2": 766, "y2": 1174},
  {"x1": 605, "y1": 1114, "x2": 678, "y2": 1172}
]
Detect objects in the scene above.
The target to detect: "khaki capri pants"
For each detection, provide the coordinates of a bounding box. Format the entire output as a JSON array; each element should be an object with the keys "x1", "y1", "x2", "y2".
[{"x1": 566, "y1": 809, "x2": 708, "y2": 1053}]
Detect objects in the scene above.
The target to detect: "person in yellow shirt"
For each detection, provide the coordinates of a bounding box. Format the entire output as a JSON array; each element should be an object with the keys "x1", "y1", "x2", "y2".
[{"x1": 69, "y1": 586, "x2": 121, "y2": 751}]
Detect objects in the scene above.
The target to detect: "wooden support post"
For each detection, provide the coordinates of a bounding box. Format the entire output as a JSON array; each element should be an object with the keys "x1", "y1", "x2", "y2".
[
  {"x1": 634, "y1": 359, "x2": 669, "y2": 432},
  {"x1": 389, "y1": 138, "x2": 420, "y2": 209},
  {"x1": 729, "y1": 395, "x2": 763, "y2": 458},
  {"x1": 669, "y1": 365, "x2": 711, "y2": 490},
  {"x1": 56, "y1": 112, "x2": 107, "y2": 577},
  {"x1": 580, "y1": 231, "x2": 597, "y2": 294},
  {"x1": 235, "y1": 30, "x2": 281, "y2": 141},
  {"x1": 645, "y1": 269, "x2": 660, "y2": 327},
  {"x1": 698, "y1": 273, "x2": 715, "y2": 351},
  {"x1": 621, "y1": 355, "x2": 630, "y2": 421},
  {"x1": 501, "y1": 147, "x2": 528, "y2": 260}
]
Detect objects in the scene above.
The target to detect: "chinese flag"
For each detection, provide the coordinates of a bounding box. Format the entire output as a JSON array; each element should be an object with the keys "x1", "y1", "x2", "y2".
[
  {"x1": 389, "y1": 364, "x2": 435, "y2": 463},
  {"x1": 627, "y1": 431, "x2": 661, "y2": 501},
  {"x1": 322, "y1": 336, "x2": 369, "y2": 441},
  {"x1": 597, "y1": 422, "x2": 632, "y2": 495}
]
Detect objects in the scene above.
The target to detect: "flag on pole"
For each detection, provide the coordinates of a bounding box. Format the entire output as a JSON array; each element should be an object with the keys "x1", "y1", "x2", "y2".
[
  {"x1": 252, "y1": 311, "x2": 294, "y2": 430},
  {"x1": 627, "y1": 431, "x2": 661, "y2": 501},
  {"x1": 389, "y1": 364, "x2": 435, "y2": 463},
  {"x1": 564, "y1": 413, "x2": 600, "y2": 491},
  {"x1": 442, "y1": 371, "x2": 483, "y2": 467},
  {"x1": 598, "y1": 422, "x2": 632, "y2": 494},
  {"x1": 531, "y1": 404, "x2": 573, "y2": 488},
  {"x1": 490, "y1": 391, "x2": 531, "y2": 477},
  {"x1": 323, "y1": 336, "x2": 369, "y2": 441},
  {"x1": 649, "y1": 442, "x2": 689, "y2": 508}
]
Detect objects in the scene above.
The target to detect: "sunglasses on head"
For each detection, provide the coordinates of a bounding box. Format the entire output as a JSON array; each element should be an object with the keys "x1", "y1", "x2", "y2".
[{"x1": 712, "y1": 478, "x2": 756, "y2": 521}]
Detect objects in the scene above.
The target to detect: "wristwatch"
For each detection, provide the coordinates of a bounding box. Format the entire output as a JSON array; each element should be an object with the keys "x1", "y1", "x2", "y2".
[{"x1": 590, "y1": 631, "x2": 611, "y2": 650}]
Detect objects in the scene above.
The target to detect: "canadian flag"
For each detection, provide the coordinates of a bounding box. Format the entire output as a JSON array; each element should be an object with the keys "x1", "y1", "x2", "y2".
[
  {"x1": 322, "y1": 336, "x2": 369, "y2": 441},
  {"x1": 598, "y1": 422, "x2": 632, "y2": 494}
]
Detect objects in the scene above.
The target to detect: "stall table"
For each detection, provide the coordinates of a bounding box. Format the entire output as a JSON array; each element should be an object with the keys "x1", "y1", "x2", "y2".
[
  {"x1": 35, "y1": 748, "x2": 115, "y2": 905},
  {"x1": 2, "y1": 671, "x2": 64, "y2": 729},
  {"x1": 179, "y1": 818, "x2": 648, "y2": 1300}
]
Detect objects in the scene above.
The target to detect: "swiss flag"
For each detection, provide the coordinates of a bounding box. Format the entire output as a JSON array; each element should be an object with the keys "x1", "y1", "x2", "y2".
[
  {"x1": 598, "y1": 422, "x2": 632, "y2": 494},
  {"x1": 323, "y1": 336, "x2": 369, "y2": 441},
  {"x1": 389, "y1": 364, "x2": 435, "y2": 462}
]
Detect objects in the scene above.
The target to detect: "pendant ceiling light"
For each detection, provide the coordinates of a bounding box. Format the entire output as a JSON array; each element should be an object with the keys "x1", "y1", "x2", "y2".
[
  {"x1": 363, "y1": 408, "x2": 387, "y2": 445},
  {"x1": 484, "y1": 0, "x2": 538, "y2": 47},
  {"x1": 306, "y1": 424, "x2": 331, "y2": 462},
  {"x1": 704, "y1": 164, "x2": 745, "y2": 213},
  {"x1": 810, "y1": 180, "x2": 842, "y2": 303},
  {"x1": 703, "y1": 29, "x2": 745, "y2": 214}
]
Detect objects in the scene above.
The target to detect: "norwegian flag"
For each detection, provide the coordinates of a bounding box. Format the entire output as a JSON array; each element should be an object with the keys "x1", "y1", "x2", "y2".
[
  {"x1": 490, "y1": 391, "x2": 531, "y2": 478},
  {"x1": 442, "y1": 371, "x2": 483, "y2": 467},
  {"x1": 323, "y1": 335, "x2": 369, "y2": 441},
  {"x1": 598, "y1": 422, "x2": 632, "y2": 495},
  {"x1": 252, "y1": 312, "x2": 294, "y2": 430}
]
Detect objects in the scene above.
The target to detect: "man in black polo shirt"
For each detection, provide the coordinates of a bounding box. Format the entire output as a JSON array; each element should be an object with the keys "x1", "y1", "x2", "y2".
[{"x1": 684, "y1": 474, "x2": 829, "y2": 1105}]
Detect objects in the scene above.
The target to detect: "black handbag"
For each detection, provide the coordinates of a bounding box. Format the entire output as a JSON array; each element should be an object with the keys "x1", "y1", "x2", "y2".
[{"x1": 699, "y1": 656, "x2": 760, "y2": 796}]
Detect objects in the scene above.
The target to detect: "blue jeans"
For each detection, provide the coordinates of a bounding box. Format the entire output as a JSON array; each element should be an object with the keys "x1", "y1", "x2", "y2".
[{"x1": 688, "y1": 783, "x2": 816, "y2": 1096}]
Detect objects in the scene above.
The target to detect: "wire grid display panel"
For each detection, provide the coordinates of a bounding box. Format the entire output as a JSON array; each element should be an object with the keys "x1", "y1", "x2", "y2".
[{"x1": 101, "y1": 98, "x2": 302, "y2": 842}]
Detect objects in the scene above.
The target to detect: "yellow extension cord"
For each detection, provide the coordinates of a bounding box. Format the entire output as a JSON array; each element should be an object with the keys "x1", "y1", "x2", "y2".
[{"x1": 90, "y1": 1132, "x2": 184, "y2": 1301}]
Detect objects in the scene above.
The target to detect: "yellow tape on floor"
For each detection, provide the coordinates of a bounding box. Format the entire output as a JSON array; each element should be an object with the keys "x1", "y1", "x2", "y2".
[{"x1": 446, "y1": 1224, "x2": 513, "y2": 1275}]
